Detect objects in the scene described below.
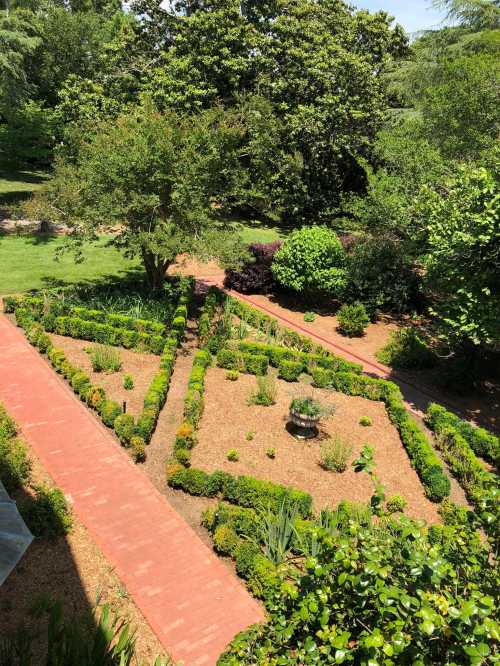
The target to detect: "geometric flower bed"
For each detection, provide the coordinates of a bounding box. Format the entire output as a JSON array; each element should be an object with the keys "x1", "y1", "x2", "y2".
[{"x1": 3, "y1": 277, "x2": 193, "y2": 462}]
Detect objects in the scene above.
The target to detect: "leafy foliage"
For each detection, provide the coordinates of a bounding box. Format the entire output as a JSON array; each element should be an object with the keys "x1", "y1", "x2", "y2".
[
  {"x1": 336, "y1": 302, "x2": 370, "y2": 337},
  {"x1": 272, "y1": 226, "x2": 347, "y2": 298}
]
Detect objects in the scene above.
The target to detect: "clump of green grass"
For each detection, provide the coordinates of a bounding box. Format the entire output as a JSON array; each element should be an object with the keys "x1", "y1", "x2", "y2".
[
  {"x1": 359, "y1": 416, "x2": 372, "y2": 427},
  {"x1": 266, "y1": 448, "x2": 276, "y2": 459},
  {"x1": 245, "y1": 430, "x2": 256, "y2": 441},
  {"x1": 248, "y1": 376, "x2": 277, "y2": 406},
  {"x1": 87, "y1": 345, "x2": 122, "y2": 373},
  {"x1": 123, "y1": 374, "x2": 134, "y2": 390},
  {"x1": 227, "y1": 449, "x2": 239, "y2": 462},
  {"x1": 319, "y1": 436, "x2": 352, "y2": 473}
]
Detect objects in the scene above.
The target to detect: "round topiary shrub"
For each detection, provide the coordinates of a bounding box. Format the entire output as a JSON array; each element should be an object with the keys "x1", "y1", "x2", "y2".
[
  {"x1": 336, "y1": 302, "x2": 370, "y2": 337},
  {"x1": 213, "y1": 524, "x2": 239, "y2": 556},
  {"x1": 100, "y1": 400, "x2": 122, "y2": 427},
  {"x1": 271, "y1": 226, "x2": 347, "y2": 298}
]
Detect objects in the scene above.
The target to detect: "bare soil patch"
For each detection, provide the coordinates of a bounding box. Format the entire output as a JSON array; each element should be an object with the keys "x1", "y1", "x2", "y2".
[
  {"x1": 192, "y1": 367, "x2": 441, "y2": 524},
  {"x1": 49, "y1": 333, "x2": 160, "y2": 417},
  {"x1": 0, "y1": 450, "x2": 165, "y2": 664}
]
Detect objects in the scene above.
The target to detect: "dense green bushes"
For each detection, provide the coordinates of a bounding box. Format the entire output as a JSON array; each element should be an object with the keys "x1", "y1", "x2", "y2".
[
  {"x1": 377, "y1": 327, "x2": 436, "y2": 369},
  {"x1": 426, "y1": 402, "x2": 499, "y2": 469},
  {"x1": 236, "y1": 341, "x2": 362, "y2": 374},
  {"x1": 216, "y1": 348, "x2": 269, "y2": 376}
]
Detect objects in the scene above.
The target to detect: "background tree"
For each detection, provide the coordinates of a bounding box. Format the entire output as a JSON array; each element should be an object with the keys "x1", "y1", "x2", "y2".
[{"x1": 28, "y1": 104, "x2": 247, "y2": 289}]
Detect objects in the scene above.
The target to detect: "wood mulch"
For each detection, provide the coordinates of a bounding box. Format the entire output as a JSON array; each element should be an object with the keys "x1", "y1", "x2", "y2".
[
  {"x1": 0, "y1": 449, "x2": 166, "y2": 665},
  {"x1": 191, "y1": 367, "x2": 442, "y2": 524},
  {"x1": 48, "y1": 333, "x2": 160, "y2": 418}
]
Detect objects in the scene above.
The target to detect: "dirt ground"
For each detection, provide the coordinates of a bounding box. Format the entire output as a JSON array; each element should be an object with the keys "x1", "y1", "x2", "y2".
[
  {"x1": 0, "y1": 450, "x2": 167, "y2": 664},
  {"x1": 49, "y1": 333, "x2": 160, "y2": 418},
  {"x1": 191, "y1": 367, "x2": 441, "y2": 524}
]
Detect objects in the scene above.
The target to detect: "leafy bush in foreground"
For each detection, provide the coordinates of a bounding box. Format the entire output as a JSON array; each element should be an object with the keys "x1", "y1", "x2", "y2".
[{"x1": 219, "y1": 515, "x2": 499, "y2": 665}]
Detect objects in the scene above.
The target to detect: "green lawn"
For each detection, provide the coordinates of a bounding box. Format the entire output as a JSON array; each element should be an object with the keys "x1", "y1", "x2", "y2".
[
  {"x1": 0, "y1": 235, "x2": 141, "y2": 295},
  {"x1": 234, "y1": 221, "x2": 285, "y2": 245},
  {"x1": 0, "y1": 167, "x2": 50, "y2": 207}
]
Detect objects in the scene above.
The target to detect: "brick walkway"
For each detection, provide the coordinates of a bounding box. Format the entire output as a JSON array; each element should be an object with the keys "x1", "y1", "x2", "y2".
[{"x1": 0, "y1": 315, "x2": 263, "y2": 666}]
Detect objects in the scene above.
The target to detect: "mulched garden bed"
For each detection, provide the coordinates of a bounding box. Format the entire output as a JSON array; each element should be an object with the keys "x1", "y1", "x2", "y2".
[
  {"x1": 48, "y1": 333, "x2": 160, "y2": 418},
  {"x1": 192, "y1": 367, "x2": 441, "y2": 524}
]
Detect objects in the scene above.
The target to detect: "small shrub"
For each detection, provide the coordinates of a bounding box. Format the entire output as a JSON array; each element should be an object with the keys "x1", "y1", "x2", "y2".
[
  {"x1": 100, "y1": 400, "x2": 122, "y2": 427},
  {"x1": 130, "y1": 436, "x2": 146, "y2": 462},
  {"x1": 278, "y1": 359, "x2": 303, "y2": 382},
  {"x1": 245, "y1": 431, "x2": 255, "y2": 441},
  {"x1": 303, "y1": 311, "x2": 316, "y2": 322},
  {"x1": 386, "y1": 494, "x2": 407, "y2": 514},
  {"x1": 377, "y1": 328, "x2": 436, "y2": 369},
  {"x1": 359, "y1": 416, "x2": 372, "y2": 427},
  {"x1": 242, "y1": 353, "x2": 268, "y2": 376},
  {"x1": 0, "y1": 436, "x2": 31, "y2": 493},
  {"x1": 174, "y1": 448, "x2": 191, "y2": 466},
  {"x1": 319, "y1": 436, "x2": 352, "y2": 472},
  {"x1": 227, "y1": 449, "x2": 239, "y2": 462},
  {"x1": 217, "y1": 348, "x2": 241, "y2": 371},
  {"x1": 20, "y1": 485, "x2": 72, "y2": 538},
  {"x1": 113, "y1": 414, "x2": 136, "y2": 446},
  {"x1": 248, "y1": 376, "x2": 277, "y2": 406},
  {"x1": 87, "y1": 345, "x2": 122, "y2": 373},
  {"x1": 86, "y1": 386, "x2": 106, "y2": 410},
  {"x1": 123, "y1": 374, "x2": 134, "y2": 390},
  {"x1": 175, "y1": 422, "x2": 196, "y2": 450},
  {"x1": 213, "y1": 524, "x2": 239, "y2": 556},
  {"x1": 266, "y1": 448, "x2": 276, "y2": 459},
  {"x1": 226, "y1": 370, "x2": 239, "y2": 381},
  {"x1": 336, "y1": 302, "x2": 369, "y2": 337}
]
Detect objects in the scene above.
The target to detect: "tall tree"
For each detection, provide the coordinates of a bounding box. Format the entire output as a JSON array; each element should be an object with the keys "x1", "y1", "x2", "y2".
[{"x1": 27, "y1": 104, "x2": 247, "y2": 289}]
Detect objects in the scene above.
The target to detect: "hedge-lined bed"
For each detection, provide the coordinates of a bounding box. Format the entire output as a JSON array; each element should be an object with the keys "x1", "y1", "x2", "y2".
[
  {"x1": 6, "y1": 279, "x2": 193, "y2": 463},
  {"x1": 425, "y1": 404, "x2": 499, "y2": 544},
  {"x1": 183, "y1": 288, "x2": 451, "y2": 504}
]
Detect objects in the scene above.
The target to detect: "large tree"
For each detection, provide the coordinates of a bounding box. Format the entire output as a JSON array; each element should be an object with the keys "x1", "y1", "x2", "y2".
[
  {"x1": 28, "y1": 103, "x2": 247, "y2": 289},
  {"x1": 137, "y1": 0, "x2": 407, "y2": 222}
]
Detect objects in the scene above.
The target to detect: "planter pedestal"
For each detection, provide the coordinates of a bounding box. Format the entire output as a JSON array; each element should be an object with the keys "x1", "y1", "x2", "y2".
[{"x1": 288, "y1": 409, "x2": 320, "y2": 440}]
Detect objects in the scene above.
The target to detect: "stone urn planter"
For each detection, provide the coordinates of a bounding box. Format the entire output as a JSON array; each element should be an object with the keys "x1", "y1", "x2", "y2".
[{"x1": 288, "y1": 399, "x2": 322, "y2": 440}]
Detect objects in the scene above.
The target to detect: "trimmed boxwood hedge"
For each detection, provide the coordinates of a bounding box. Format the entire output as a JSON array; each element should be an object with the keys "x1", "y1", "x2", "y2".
[
  {"x1": 167, "y1": 466, "x2": 312, "y2": 517},
  {"x1": 426, "y1": 402, "x2": 499, "y2": 470}
]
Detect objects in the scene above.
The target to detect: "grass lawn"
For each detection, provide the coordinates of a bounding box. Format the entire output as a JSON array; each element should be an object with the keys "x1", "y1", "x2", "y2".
[
  {"x1": 234, "y1": 221, "x2": 286, "y2": 245},
  {"x1": 0, "y1": 167, "x2": 50, "y2": 207},
  {"x1": 0, "y1": 235, "x2": 142, "y2": 295}
]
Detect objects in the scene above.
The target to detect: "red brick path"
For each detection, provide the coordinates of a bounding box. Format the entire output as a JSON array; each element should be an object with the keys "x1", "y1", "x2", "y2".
[{"x1": 0, "y1": 315, "x2": 263, "y2": 666}]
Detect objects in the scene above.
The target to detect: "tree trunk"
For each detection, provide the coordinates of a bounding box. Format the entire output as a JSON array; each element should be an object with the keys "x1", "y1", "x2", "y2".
[{"x1": 142, "y1": 250, "x2": 169, "y2": 292}]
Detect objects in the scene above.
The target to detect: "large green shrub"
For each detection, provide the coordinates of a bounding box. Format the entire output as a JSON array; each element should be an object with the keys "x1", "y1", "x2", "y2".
[
  {"x1": 20, "y1": 485, "x2": 72, "y2": 539},
  {"x1": 346, "y1": 236, "x2": 419, "y2": 314},
  {"x1": 271, "y1": 226, "x2": 347, "y2": 298},
  {"x1": 377, "y1": 327, "x2": 436, "y2": 369}
]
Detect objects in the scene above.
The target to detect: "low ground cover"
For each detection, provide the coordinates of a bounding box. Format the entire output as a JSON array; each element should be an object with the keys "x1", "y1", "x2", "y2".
[{"x1": 0, "y1": 167, "x2": 49, "y2": 207}]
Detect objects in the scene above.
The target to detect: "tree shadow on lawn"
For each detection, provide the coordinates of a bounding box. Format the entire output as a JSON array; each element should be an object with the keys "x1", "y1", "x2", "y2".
[{"x1": 39, "y1": 268, "x2": 147, "y2": 292}]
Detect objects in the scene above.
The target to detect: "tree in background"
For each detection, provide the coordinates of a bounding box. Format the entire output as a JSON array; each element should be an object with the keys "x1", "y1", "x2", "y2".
[
  {"x1": 419, "y1": 164, "x2": 500, "y2": 351},
  {"x1": 27, "y1": 104, "x2": 247, "y2": 289}
]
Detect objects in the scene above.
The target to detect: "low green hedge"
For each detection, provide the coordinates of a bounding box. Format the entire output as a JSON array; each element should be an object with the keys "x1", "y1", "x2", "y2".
[
  {"x1": 426, "y1": 403, "x2": 499, "y2": 470},
  {"x1": 53, "y1": 316, "x2": 165, "y2": 354},
  {"x1": 432, "y1": 426, "x2": 499, "y2": 544},
  {"x1": 167, "y1": 466, "x2": 313, "y2": 517},
  {"x1": 237, "y1": 341, "x2": 363, "y2": 375},
  {"x1": 216, "y1": 348, "x2": 269, "y2": 376}
]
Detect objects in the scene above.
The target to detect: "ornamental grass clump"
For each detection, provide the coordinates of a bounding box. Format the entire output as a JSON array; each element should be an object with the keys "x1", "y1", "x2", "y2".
[
  {"x1": 319, "y1": 435, "x2": 353, "y2": 472},
  {"x1": 87, "y1": 345, "x2": 122, "y2": 373},
  {"x1": 248, "y1": 376, "x2": 277, "y2": 406}
]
